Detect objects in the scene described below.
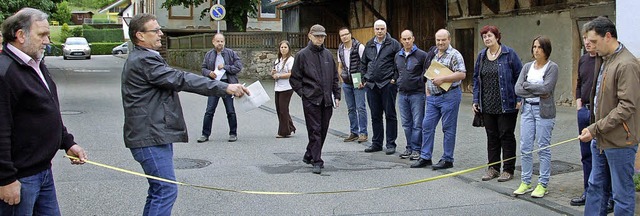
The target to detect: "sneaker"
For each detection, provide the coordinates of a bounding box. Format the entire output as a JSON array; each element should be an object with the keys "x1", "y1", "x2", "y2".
[
  {"x1": 228, "y1": 135, "x2": 237, "y2": 142},
  {"x1": 481, "y1": 167, "x2": 499, "y2": 181},
  {"x1": 343, "y1": 133, "x2": 358, "y2": 142},
  {"x1": 409, "y1": 151, "x2": 420, "y2": 160},
  {"x1": 196, "y1": 136, "x2": 208, "y2": 143},
  {"x1": 399, "y1": 149, "x2": 412, "y2": 159},
  {"x1": 357, "y1": 134, "x2": 368, "y2": 143},
  {"x1": 497, "y1": 172, "x2": 514, "y2": 182},
  {"x1": 513, "y1": 182, "x2": 533, "y2": 195},
  {"x1": 531, "y1": 184, "x2": 548, "y2": 198}
]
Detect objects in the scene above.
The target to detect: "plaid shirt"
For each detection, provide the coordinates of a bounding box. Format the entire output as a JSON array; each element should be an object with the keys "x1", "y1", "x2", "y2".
[{"x1": 426, "y1": 45, "x2": 466, "y2": 95}]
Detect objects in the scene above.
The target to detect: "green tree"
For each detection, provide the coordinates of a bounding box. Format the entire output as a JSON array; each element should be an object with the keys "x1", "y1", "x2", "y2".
[
  {"x1": 52, "y1": 1, "x2": 72, "y2": 24},
  {"x1": 0, "y1": 0, "x2": 63, "y2": 22},
  {"x1": 60, "y1": 23, "x2": 72, "y2": 42},
  {"x1": 162, "y1": 0, "x2": 260, "y2": 32}
]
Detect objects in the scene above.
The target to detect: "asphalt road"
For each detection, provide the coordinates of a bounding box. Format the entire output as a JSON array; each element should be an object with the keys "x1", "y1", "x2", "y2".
[{"x1": 44, "y1": 54, "x2": 589, "y2": 215}]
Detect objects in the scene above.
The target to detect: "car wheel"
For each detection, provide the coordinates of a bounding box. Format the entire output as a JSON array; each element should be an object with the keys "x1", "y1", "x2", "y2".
[
  {"x1": 116, "y1": 50, "x2": 123, "y2": 54},
  {"x1": 86, "y1": 55, "x2": 91, "y2": 60},
  {"x1": 63, "y1": 56, "x2": 67, "y2": 60}
]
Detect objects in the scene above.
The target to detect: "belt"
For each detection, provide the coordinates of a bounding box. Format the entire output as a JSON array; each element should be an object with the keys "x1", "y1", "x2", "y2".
[
  {"x1": 584, "y1": 103, "x2": 590, "y2": 110},
  {"x1": 431, "y1": 85, "x2": 459, "y2": 96},
  {"x1": 525, "y1": 101, "x2": 539, "y2": 105}
]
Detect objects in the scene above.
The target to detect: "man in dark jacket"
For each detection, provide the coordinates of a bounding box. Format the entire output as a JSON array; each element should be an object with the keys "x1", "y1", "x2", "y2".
[
  {"x1": 395, "y1": 30, "x2": 428, "y2": 161},
  {"x1": 360, "y1": 20, "x2": 401, "y2": 155},
  {"x1": 122, "y1": 14, "x2": 249, "y2": 216},
  {"x1": 197, "y1": 33, "x2": 243, "y2": 143},
  {"x1": 290, "y1": 24, "x2": 341, "y2": 175},
  {"x1": 0, "y1": 8, "x2": 87, "y2": 215}
]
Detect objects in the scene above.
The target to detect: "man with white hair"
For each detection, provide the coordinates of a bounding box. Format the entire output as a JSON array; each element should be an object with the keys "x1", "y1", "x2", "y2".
[{"x1": 360, "y1": 20, "x2": 401, "y2": 155}]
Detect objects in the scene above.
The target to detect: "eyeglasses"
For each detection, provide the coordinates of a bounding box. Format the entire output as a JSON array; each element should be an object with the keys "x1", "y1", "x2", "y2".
[{"x1": 142, "y1": 28, "x2": 162, "y2": 34}]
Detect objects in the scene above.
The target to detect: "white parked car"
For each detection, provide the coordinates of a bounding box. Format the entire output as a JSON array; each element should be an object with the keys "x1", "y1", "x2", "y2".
[
  {"x1": 112, "y1": 42, "x2": 128, "y2": 54},
  {"x1": 62, "y1": 37, "x2": 91, "y2": 60}
]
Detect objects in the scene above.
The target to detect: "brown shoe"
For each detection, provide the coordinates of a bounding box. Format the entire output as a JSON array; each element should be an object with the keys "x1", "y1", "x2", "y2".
[
  {"x1": 497, "y1": 172, "x2": 514, "y2": 182},
  {"x1": 343, "y1": 133, "x2": 358, "y2": 142},
  {"x1": 357, "y1": 134, "x2": 368, "y2": 143},
  {"x1": 481, "y1": 167, "x2": 499, "y2": 181}
]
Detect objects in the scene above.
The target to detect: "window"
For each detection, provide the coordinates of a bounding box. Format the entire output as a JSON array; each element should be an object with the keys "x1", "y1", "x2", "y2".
[
  {"x1": 259, "y1": 0, "x2": 280, "y2": 20},
  {"x1": 169, "y1": 5, "x2": 193, "y2": 19}
]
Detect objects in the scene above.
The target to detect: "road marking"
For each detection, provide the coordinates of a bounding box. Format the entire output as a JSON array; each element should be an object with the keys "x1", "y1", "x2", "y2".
[{"x1": 73, "y1": 69, "x2": 111, "y2": 73}]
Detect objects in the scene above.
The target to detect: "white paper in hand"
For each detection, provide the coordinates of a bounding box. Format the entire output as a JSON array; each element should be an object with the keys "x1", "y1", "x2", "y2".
[
  {"x1": 234, "y1": 81, "x2": 270, "y2": 112},
  {"x1": 213, "y1": 69, "x2": 225, "y2": 81}
]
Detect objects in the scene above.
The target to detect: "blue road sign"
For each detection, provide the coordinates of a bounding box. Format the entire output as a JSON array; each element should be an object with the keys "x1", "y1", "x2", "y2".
[{"x1": 210, "y1": 4, "x2": 226, "y2": 21}]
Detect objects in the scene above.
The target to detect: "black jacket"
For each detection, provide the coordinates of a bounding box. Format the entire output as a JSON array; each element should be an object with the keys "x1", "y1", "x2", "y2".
[
  {"x1": 122, "y1": 46, "x2": 229, "y2": 148},
  {"x1": 290, "y1": 42, "x2": 341, "y2": 107},
  {"x1": 395, "y1": 45, "x2": 429, "y2": 93},
  {"x1": 0, "y1": 45, "x2": 76, "y2": 186},
  {"x1": 360, "y1": 33, "x2": 401, "y2": 89}
]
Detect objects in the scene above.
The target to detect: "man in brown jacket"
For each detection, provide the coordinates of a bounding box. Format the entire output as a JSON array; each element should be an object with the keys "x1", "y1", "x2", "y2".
[{"x1": 578, "y1": 16, "x2": 640, "y2": 216}]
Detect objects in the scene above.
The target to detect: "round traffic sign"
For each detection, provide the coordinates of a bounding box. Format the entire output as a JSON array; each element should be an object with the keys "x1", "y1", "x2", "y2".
[{"x1": 210, "y1": 4, "x2": 226, "y2": 21}]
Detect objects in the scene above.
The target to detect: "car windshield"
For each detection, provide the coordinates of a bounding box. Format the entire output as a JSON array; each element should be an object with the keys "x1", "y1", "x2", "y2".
[{"x1": 66, "y1": 39, "x2": 88, "y2": 45}]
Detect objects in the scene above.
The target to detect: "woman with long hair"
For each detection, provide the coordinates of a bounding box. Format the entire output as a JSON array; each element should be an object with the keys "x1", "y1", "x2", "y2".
[
  {"x1": 472, "y1": 25, "x2": 523, "y2": 183},
  {"x1": 272, "y1": 40, "x2": 296, "y2": 138},
  {"x1": 513, "y1": 36, "x2": 558, "y2": 198}
]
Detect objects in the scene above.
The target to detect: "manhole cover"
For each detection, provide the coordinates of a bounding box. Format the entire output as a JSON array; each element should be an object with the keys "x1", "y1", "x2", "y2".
[
  {"x1": 173, "y1": 158, "x2": 211, "y2": 169},
  {"x1": 515, "y1": 160, "x2": 580, "y2": 175},
  {"x1": 61, "y1": 110, "x2": 83, "y2": 115}
]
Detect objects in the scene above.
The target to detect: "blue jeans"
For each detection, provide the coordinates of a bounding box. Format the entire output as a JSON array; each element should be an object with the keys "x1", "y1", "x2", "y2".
[
  {"x1": 398, "y1": 92, "x2": 425, "y2": 151},
  {"x1": 0, "y1": 169, "x2": 60, "y2": 216},
  {"x1": 577, "y1": 106, "x2": 592, "y2": 193},
  {"x1": 585, "y1": 140, "x2": 637, "y2": 216},
  {"x1": 519, "y1": 103, "x2": 555, "y2": 187},
  {"x1": 130, "y1": 144, "x2": 178, "y2": 216},
  {"x1": 202, "y1": 94, "x2": 237, "y2": 137},
  {"x1": 420, "y1": 87, "x2": 461, "y2": 162},
  {"x1": 343, "y1": 83, "x2": 368, "y2": 135},
  {"x1": 366, "y1": 83, "x2": 398, "y2": 149}
]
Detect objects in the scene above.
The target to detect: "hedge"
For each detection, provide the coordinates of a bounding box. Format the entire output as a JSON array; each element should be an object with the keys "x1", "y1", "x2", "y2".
[
  {"x1": 47, "y1": 42, "x2": 123, "y2": 56},
  {"x1": 83, "y1": 29, "x2": 125, "y2": 42}
]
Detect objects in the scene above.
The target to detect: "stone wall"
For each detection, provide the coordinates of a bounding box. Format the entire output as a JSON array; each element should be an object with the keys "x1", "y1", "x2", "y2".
[{"x1": 166, "y1": 47, "x2": 333, "y2": 80}]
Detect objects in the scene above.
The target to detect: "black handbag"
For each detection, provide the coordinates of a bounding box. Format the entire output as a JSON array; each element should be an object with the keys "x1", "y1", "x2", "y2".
[{"x1": 472, "y1": 111, "x2": 484, "y2": 127}]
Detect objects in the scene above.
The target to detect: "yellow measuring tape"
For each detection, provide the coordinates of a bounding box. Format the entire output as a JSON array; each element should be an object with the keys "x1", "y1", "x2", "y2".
[{"x1": 66, "y1": 137, "x2": 579, "y2": 195}]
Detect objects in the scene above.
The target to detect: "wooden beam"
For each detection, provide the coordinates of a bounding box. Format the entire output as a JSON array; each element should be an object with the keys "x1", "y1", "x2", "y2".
[
  {"x1": 481, "y1": 0, "x2": 500, "y2": 14},
  {"x1": 361, "y1": 0, "x2": 385, "y2": 21}
]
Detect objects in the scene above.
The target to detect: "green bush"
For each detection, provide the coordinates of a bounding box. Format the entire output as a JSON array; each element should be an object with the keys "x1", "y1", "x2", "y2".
[
  {"x1": 83, "y1": 29, "x2": 124, "y2": 42},
  {"x1": 89, "y1": 42, "x2": 123, "y2": 55},
  {"x1": 634, "y1": 173, "x2": 640, "y2": 191},
  {"x1": 71, "y1": 26, "x2": 83, "y2": 37},
  {"x1": 60, "y1": 23, "x2": 72, "y2": 43}
]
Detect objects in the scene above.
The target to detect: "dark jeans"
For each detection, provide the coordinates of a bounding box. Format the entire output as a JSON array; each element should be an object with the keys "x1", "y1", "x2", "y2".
[
  {"x1": 275, "y1": 90, "x2": 296, "y2": 136},
  {"x1": 302, "y1": 99, "x2": 333, "y2": 166},
  {"x1": 577, "y1": 106, "x2": 592, "y2": 192},
  {"x1": 0, "y1": 169, "x2": 61, "y2": 216},
  {"x1": 483, "y1": 112, "x2": 517, "y2": 174},
  {"x1": 202, "y1": 94, "x2": 237, "y2": 137},
  {"x1": 366, "y1": 83, "x2": 398, "y2": 149},
  {"x1": 130, "y1": 144, "x2": 178, "y2": 216}
]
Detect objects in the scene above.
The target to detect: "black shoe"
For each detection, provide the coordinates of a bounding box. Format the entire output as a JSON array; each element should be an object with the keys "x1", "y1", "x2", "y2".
[
  {"x1": 606, "y1": 199, "x2": 614, "y2": 214},
  {"x1": 410, "y1": 158, "x2": 432, "y2": 168},
  {"x1": 385, "y1": 147, "x2": 396, "y2": 155},
  {"x1": 312, "y1": 164, "x2": 322, "y2": 174},
  {"x1": 302, "y1": 157, "x2": 312, "y2": 165},
  {"x1": 432, "y1": 160, "x2": 453, "y2": 170},
  {"x1": 228, "y1": 135, "x2": 237, "y2": 142},
  {"x1": 570, "y1": 194, "x2": 586, "y2": 206},
  {"x1": 364, "y1": 146, "x2": 382, "y2": 153}
]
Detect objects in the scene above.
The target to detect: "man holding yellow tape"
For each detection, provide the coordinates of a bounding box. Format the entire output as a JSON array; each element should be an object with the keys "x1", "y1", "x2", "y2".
[{"x1": 121, "y1": 13, "x2": 249, "y2": 216}]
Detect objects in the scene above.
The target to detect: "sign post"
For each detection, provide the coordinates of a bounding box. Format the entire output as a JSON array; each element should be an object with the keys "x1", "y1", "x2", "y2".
[{"x1": 210, "y1": 3, "x2": 226, "y2": 33}]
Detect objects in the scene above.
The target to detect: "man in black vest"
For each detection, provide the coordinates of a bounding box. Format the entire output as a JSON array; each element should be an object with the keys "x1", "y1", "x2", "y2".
[{"x1": 337, "y1": 27, "x2": 368, "y2": 143}]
